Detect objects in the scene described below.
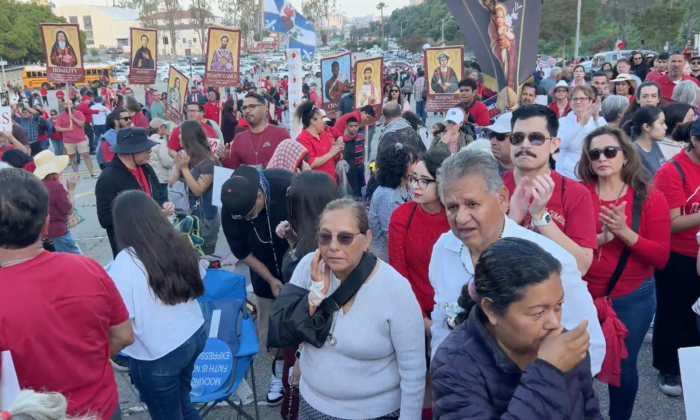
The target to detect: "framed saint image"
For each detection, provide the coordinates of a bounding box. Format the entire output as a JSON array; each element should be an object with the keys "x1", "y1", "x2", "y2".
[
  {"x1": 129, "y1": 28, "x2": 157, "y2": 85},
  {"x1": 425, "y1": 46, "x2": 463, "y2": 112},
  {"x1": 39, "y1": 23, "x2": 84, "y2": 84},
  {"x1": 354, "y1": 56, "x2": 383, "y2": 124},
  {"x1": 163, "y1": 66, "x2": 189, "y2": 125},
  {"x1": 320, "y1": 52, "x2": 351, "y2": 112},
  {"x1": 204, "y1": 27, "x2": 241, "y2": 87}
]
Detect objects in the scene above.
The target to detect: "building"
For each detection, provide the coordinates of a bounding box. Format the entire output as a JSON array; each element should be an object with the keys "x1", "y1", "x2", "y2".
[
  {"x1": 148, "y1": 11, "x2": 224, "y2": 57},
  {"x1": 54, "y1": 6, "x2": 139, "y2": 50}
]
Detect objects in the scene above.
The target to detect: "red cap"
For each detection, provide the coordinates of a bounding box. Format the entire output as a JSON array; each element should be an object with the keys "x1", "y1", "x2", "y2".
[{"x1": 81, "y1": 95, "x2": 91, "y2": 101}]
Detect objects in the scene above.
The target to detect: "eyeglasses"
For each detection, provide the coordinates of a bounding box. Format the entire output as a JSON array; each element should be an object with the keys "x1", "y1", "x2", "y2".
[
  {"x1": 489, "y1": 132, "x2": 508, "y2": 142},
  {"x1": 571, "y1": 96, "x2": 591, "y2": 102},
  {"x1": 692, "y1": 61, "x2": 700, "y2": 65},
  {"x1": 588, "y1": 146, "x2": 623, "y2": 161},
  {"x1": 187, "y1": 109, "x2": 201, "y2": 114},
  {"x1": 510, "y1": 132, "x2": 553, "y2": 146},
  {"x1": 118, "y1": 116, "x2": 132, "y2": 121},
  {"x1": 317, "y1": 231, "x2": 362, "y2": 246},
  {"x1": 241, "y1": 104, "x2": 264, "y2": 112},
  {"x1": 410, "y1": 174, "x2": 436, "y2": 189}
]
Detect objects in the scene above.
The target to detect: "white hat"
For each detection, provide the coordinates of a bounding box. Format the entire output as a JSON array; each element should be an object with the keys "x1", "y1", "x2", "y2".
[
  {"x1": 464, "y1": 139, "x2": 494, "y2": 156},
  {"x1": 33, "y1": 150, "x2": 69, "y2": 180},
  {"x1": 444, "y1": 108, "x2": 464, "y2": 124},
  {"x1": 548, "y1": 80, "x2": 572, "y2": 98},
  {"x1": 318, "y1": 108, "x2": 331, "y2": 122},
  {"x1": 484, "y1": 112, "x2": 513, "y2": 134}
]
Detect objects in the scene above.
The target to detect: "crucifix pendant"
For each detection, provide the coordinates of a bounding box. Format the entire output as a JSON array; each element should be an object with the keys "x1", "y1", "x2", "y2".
[{"x1": 326, "y1": 334, "x2": 337, "y2": 346}]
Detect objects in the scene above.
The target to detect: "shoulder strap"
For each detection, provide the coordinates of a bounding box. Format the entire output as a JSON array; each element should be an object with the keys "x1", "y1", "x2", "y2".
[
  {"x1": 670, "y1": 159, "x2": 685, "y2": 184},
  {"x1": 406, "y1": 202, "x2": 419, "y2": 232},
  {"x1": 605, "y1": 194, "x2": 642, "y2": 297},
  {"x1": 320, "y1": 253, "x2": 378, "y2": 312}
]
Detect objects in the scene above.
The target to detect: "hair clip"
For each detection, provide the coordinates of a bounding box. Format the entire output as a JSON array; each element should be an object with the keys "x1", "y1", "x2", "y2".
[
  {"x1": 394, "y1": 142, "x2": 404, "y2": 150},
  {"x1": 1, "y1": 410, "x2": 12, "y2": 419}
]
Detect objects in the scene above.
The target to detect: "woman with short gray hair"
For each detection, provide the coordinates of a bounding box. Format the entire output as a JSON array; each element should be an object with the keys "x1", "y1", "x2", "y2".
[
  {"x1": 601, "y1": 95, "x2": 630, "y2": 127},
  {"x1": 672, "y1": 80, "x2": 700, "y2": 107}
]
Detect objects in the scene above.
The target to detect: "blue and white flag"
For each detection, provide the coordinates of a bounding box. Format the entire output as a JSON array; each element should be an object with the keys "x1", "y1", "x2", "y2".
[
  {"x1": 263, "y1": 0, "x2": 316, "y2": 60},
  {"x1": 288, "y1": 13, "x2": 316, "y2": 61},
  {"x1": 263, "y1": 0, "x2": 288, "y2": 34}
]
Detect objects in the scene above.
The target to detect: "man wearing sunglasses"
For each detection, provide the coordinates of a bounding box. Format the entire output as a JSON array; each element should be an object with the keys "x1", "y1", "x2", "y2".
[
  {"x1": 97, "y1": 107, "x2": 131, "y2": 169},
  {"x1": 483, "y1": 112, "x2": 514, "y2": 175},
  {"x1": 503, "y1": 104, "x2": 597, "y2": 275},
  {"x1": 167, "y1": 102, "x2": 219, "y2": 158},
  {"x1": 689, "y1": 55, "x2": 700, "y2": 84},
  {"x1": 220, "y1": 164, "x2": 292, "y2": 406}
]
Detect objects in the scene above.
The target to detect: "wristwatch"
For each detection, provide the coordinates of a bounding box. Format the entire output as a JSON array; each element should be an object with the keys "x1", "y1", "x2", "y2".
[{"x1": 531, "y1": 212, "x2": 552, "y2": 228}]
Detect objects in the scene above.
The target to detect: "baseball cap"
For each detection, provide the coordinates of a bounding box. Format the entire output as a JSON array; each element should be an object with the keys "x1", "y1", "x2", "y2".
[
  {"x1": 309, "y1": 81, "x2": 318, "y2": 87},
  {"x1": 444, "y1": 108, "x2": 465, "y2": 124},
  {"x1": 484, "y1": 112, "x2": 513, "y2": 134},
  {"x1": 220, "y1": 165, "x2": 261, "y2": 217},
  {"x1": 81, "y1": 95, "x2": 91, "y2": 101},
  {"x1": 690, "y1": 118, "x2": 700, "y2": 136},
  {"x1": 149, "y1": 118, "x2": 167, "y2": 129}
]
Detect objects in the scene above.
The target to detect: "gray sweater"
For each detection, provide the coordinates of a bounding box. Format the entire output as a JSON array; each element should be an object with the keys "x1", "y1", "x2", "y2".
[{"x1": 290, "y1": 253, "x2": 426, "y2": 419}]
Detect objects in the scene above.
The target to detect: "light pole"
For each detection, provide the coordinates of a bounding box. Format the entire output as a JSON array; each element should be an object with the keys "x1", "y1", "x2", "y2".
[
  {"x1": 400, "y1": 20, "x2": 408, "y2": 38},
  {"x1": 440, "y1": 17, "x2": 450, "y2": 46},
  {"x1": 574, "y1": 0, "x2": 582, "y2": 58}
]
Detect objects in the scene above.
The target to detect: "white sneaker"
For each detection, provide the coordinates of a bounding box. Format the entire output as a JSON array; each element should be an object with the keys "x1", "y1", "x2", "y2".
[
  {"x1": 266, "y1": 374, "x2": 285, "y2": 406},
  {"x1": 658, "y1": 373, "x2": 683, "y2": 397}
]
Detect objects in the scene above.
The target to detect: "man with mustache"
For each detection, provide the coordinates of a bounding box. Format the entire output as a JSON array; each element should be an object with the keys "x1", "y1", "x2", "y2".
[{"x1": 501, "y1": 104, "x2": 597, "y2": 275}]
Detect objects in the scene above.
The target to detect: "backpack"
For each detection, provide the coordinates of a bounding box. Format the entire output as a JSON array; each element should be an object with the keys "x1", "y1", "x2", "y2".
[
  {"x1": 169, "y1": 180, "x2": 190, "y2": 215},
  {"x1": 421, "y1": 81, "x2": 427, "y2": 101},
  {"x1": 402, "y1": 78, "x2": 413, "y2": 94}
]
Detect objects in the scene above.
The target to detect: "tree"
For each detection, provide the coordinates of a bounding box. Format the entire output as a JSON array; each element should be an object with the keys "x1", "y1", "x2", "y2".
[
  {"x1": 376, "y1": 2, "x2": 387, "y2": 46},
  {"x1": 398, "y1": 33, "x2": 427, "y2": 52},
  {"x1": 189, "y1": 0, "x2": 213, "y2": 54},
  {"x1": 600, "y1": 0, "x2": 657, "y2": 43},
  {"x1": 119, "y1": 0, "x2": 159, "y2": 28},
  {"x1": 540, "y1": 0, "x2": 597, "y2": 57},
  {"x1": 632, "y1": 0, "x2": 685, "y2": 50},
  {"x1": 0, "y1": 0, "x2": 87, "y2": 65},
  {"x1": 161, "y1": 0, "x2": 182, "y2": 56}
]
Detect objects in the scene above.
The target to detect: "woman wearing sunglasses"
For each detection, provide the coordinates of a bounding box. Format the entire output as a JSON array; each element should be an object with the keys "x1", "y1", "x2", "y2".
[
  {"x1": 652, "y1": 119, "x2": 700, "y2": 397},
  {"x1": 577, "y1": 125, "x2": 670, "y2": 419},
  {"x1": 383, "y1": 84, "x2": 410, "y2": 114},
  {"x1": 270, "y1": 198, "x2": 425, "y2": 420}
]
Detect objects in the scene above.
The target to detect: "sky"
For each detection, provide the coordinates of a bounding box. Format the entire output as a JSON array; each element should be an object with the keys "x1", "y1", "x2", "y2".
[{"x1": 50, "y1": 0, "x2": 407, "y2": 18}]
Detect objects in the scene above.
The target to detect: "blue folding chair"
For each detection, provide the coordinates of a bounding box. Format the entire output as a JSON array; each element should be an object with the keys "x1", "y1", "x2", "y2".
[{"x1": 191, "y1": 268, "x2": 261, "y2": 420}]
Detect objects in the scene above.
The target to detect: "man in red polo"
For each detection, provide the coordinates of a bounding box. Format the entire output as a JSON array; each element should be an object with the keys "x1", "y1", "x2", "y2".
[
  {"x1": 458, "y1": 78, "x2": 491, "y2": 126},
  {"x1": 648, "y1": 50, "x2": 700, "y2": 104},
  {"x1": 334, "y1": 105, "x2": 376, "y2": 136}
]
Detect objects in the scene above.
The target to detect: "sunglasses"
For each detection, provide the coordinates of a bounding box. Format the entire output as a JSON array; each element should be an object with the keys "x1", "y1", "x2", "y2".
[
  {"x1": 317, "y1": 231, "x2": 361, "y2": 246},
  {"x1": 489, "y1": 132, "x2": 508, "y2": 141},
  {"x1": 588, "y1": 146, "x2": 623, "y2": 161},
  {"x1": 692, "y1": 61, "x2": 700, "y2": 65},
  {"x1": 510, "y1": 132, "x2": 552, "y2": 146},
  {"x1": 410, "y1": 174, "x2": 436, "y2": 189},
  {"x1": 119, "y1": 116, "x2": 132, "y2": 121},
  {"x1": 391, "y1": 89, "x2": 400, "y2": 92}
]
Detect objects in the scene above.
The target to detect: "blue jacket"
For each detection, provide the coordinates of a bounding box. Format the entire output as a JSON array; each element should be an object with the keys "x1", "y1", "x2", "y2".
[
  {"x1": 432, "y1": 306, "x2": 603, "y2": 420},
  {"x1": 96, "y1": 129, "x2": 117, "y2": 165}
]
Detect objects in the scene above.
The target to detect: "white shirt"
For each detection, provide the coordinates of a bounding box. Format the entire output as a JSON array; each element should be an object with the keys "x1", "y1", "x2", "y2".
[
  {"x1": 108, "y1": 248, "x2": 204, "y2": 361},
  {"x1": 428, "y1": 217, "x2": 605, "y2": 376},
  {"x1": 90, "y1": 104, "x2": 109, "y2": 125},
  {"x1": 557, "y1": 112, "x2": 608, "y2": 180}
]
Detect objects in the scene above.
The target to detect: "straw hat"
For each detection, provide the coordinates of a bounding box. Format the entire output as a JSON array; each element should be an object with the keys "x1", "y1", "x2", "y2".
[
  {"x1": 609, "y1": 73, "x2": 638, "y2": 92},
  {"x1": 33, "y1": 150, "x2": 69, "y2": 180},
  {"x1": 548, "y1": 80, "x2": 572, "y2": 98}
]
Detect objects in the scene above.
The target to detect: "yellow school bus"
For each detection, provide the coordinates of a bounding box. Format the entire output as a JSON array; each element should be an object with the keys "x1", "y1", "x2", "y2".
[{"x1": 22, "y1": 64, "x2": 117, "y2": 89}]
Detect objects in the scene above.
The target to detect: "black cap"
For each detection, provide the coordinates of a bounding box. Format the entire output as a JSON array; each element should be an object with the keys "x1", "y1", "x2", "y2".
[
  {"x1": 690, "y1": 118, "x2": 700, "y2": 137},
  {"x1": 109, "y1": 127, "x2": 158, "y2": 154},
  {"x1": 220, "y1": 165, "x2": 261, "y2": 217}
]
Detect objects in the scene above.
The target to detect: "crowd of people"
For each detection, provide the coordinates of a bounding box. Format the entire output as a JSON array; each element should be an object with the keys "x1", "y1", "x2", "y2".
[{"x1": 1, "y1": 47, "x2": 700, "y2": 420}]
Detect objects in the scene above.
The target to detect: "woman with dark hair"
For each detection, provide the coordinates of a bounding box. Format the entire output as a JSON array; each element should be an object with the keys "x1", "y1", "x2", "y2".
[
  {"x1": 108, "y1": 190, "x2": 206, "y2": 420},
  {"x1": 432, "y1": 237, "x2": 601, "y2": 419},
  {"x1": 274, "y1": 171, "x2": 340, "y2": 420},
  {"x1": 652, "y1": 124, "x2": 700, "y2": 397},
  {"x1": 221, "y1": 99, "x2": 239, "y2": 144},
  {"x1": 1, "y1": 148, "x2": 34, "y2": 170},
  {"x1": 403, "y1": 110, "x2": 431, "y2": 150},
  {"x1": 384, "y1": 84, "x2": 410, "y2": 113},
  {"x1": 629, "y1": 106, "x2": 667, "y2": 180},
  {"x1": 630, "y1": 51, "x2": 650, "y2": 81},
  {"x1": 169, "y1": 120, "x2": 220, "y2": 255},
  {"x1": 147, "y1": 118, "x2": 173, "y2": 198},
  {"x1": 368, "y1": 143, "x2": 416, "y2": 262},
  {"x1": 602, "y1": 62, "x2": 615, "y2": 80},
  {"x1": 620, "y1": 81, "x2": 660, "y2": 128},
  {"x1": 661, "y1": 102, "x2": 694, "y2": 159},
  {"x1": 295, "y1": 100, "x2": 344, "y2": 183},
  {"x1": 571, "y1": 65, "x2": 588, "y2": 87},
  {"x1": 577, "y1": 126, "x2": 670, "y2": 419}
]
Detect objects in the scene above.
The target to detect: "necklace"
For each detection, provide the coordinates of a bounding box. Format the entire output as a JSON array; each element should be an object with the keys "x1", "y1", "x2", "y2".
[
  {"x1": 0, "y1": 253, "x2": 41, "y2": 268},
  {"x1": 249, "y1": 203, "x2": 280, "y2": 277},
  {"x1": 458, "y1": 220, "x2": 506, "y2": 277},
  {"x1": 248, "y1": 124, "x2": 268, "y2": 165},
  {"x1": 595, "y1": 182, "x2": 627, "y2": 261}
]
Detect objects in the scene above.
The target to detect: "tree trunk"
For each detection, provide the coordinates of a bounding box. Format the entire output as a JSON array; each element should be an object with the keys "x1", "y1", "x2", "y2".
[
  {"x1": 687, "y1": 1, "x2": 694, "y2": 44},
  {"x1": 562, "y1": 41, "x2": 566, "y2": 60}
]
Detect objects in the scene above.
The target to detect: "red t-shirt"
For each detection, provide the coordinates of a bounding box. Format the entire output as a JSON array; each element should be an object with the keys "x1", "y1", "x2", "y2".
[
  {"x1": 55, "y1": 110, "x2": 86, "y2": 144},
  {"x1": 653, "y1": 150, "x2": 700, "y2": 257},
  {"x1": 43, "y1": 178, "x2": 72, "y2": 238},
  {"x1": 582, "y1": 184, "x2": 671, "y2": 298},
  {"x1": 128, "y1": 166, "x2": 152, "y2": 196},
  {"x1": 648, "y1": 72, "x2": 700, "y2": 104},
  {"x1": 502, "y1": 169, "x2": 598, "y2": 250},
  {"x1": 203, "y1": 101, "x2": 221, "y2": 125},
  {"x1": 40, "y1": 88, "x2": 48, "y2": 96},
  {"x1": 388, "y1": 202, "x2": 450, "y2": 314},
  {"x1": 167, "y1": 122, "x2": 218, "y2": 152},
  {"x1": 131, "y1": 111, "x2": 150, "y2": 129},
  {"x1": 467, "y1": 100, "x2": 491, "y2": 127},
  {"x1": 296, "y1": 128, "x2": 338, "y2": 183},
  {"x1": 0, "y1": 252, "x2": 129, "y2": 419},
  {"x1": 222, "y1": 124, "x2": 291, "y2": 169}
]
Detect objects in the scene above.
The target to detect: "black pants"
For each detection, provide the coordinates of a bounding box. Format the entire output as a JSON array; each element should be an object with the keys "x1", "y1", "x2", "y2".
[
  {"x1": 653, "y1": 251, "x2": 700, "y2": 375},
  {"x1": 84, "y1": 122, "x2": 95, "y2": 152},
  {"x1": 42, "y1": 95, "x2": 48, "y2": 106}
]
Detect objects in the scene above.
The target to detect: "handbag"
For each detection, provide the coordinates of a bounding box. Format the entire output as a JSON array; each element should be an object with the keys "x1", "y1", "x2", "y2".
[
  {"x1": 605, "y1": 194, "x2": 642, "y2": 297},
  {"x1": 66, "y1": 208, "x2": 84, "y2": 229}
]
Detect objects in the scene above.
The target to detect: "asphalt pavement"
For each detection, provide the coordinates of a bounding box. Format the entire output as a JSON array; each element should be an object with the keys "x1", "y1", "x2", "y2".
[{"x1": 45, "y1": 85, "x2": 688, "y2": 420}]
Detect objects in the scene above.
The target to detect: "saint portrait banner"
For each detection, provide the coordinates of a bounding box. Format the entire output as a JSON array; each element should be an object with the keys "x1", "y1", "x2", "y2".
[
  {"x1": 354, "y1": 56, "x2": 383, "y2": 125},
  {"x1": 163, "y1": 66, "x2": 189, "y2": 125},
  {"x1": 447, "y1": 0, "x2": 541, "y2": 101},
  {"x1": 425, "y1": 46, "x2": 463, "y2": 112},
  {"x1": 205, "y1": 27, "x2": 241, "y2": 87},
  {"x1": 129, "y1": 28, "x2": 157, "y2": 85},
  {"x1": 39, "y1": 23, "x2": 84, "y2": 84},
  {"x1": 287, "y1": 48, "x2": 303, "y2": 140},
  {"x1": 320, "y1": 52, "x2": 351, "y2": 113}
]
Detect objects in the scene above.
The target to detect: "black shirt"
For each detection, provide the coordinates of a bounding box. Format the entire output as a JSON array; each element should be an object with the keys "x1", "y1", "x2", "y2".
[{"x1": 222, "y1": 168, "x2": 293, "y2": 299}]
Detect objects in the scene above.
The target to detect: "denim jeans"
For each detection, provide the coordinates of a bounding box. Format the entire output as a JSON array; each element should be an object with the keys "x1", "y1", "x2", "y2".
[
  {"x1": 51, "y1": 232, "x2": 82, "y2": 254},
  {"x1": 129, "y1": 327, "x2": 206, "y2": 420},
  {"x1": 416, "y1": 100, "x2": 427, "y2": 124},
  {"x1": 51, "y1": 139, "x2": 64, "y2": 156},
  {"x1": 30, "y1": 140, "x2": 50, "y2": 157},
  {"x1": 93, "y1": 124, "x2": 106, "y2": 153},
  {"x1": 608, "y1": 277, "x2": 656, "y2": 420}
]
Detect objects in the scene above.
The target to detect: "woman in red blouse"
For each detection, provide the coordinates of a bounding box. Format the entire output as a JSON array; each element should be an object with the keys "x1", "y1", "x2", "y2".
[
  {"x1": 652, "y1": 118, "x2": 700, "y2": 397},
  {"x1": 294, "y1": 100, "x2": 344, "y2": 184},
  {"x1": 578, "y1": 125, "x2": 670, "y2": 419}
]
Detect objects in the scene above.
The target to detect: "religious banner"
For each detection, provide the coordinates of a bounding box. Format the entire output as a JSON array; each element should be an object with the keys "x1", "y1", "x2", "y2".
[
  {"x1": 129, "y1": 28, "x2": 157, "y2": 85},
  {"x1": 447, "y1": 0, "x2": 541, "y2": 101},
  {"x1": 163, "y1": 66, "x2": 188, "y2": 125},
  {"x1": 287, "y1": 48, "x2": 303, "y2": 139},
  {"x1": 320, "y1": 52, "x2": 351, "y2": 113},
  {"x1": 39, "y1": 23, "x2": 85, "y2": 84},
  {"x1": 425, "y1": 46, "x2": 463, "y2": 112},
  {"x1": 204, "y1": 27, "x2": 241, "y2": 87},
  {"x1": 354, "y1": 56, "x2": 383, "y2": 125}
]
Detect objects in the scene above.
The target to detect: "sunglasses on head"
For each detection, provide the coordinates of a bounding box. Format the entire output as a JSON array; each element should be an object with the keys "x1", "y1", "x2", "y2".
[
  {"x1": 510, "y1": 132, "x2": 552, "y2": 146},
  {"x1": 588, "y1": 146, "x2": 623, "y2": 161},
  {"x1": 490, "y1": 132, "x2": 508, "y2": 141},
  {"x1": 317, "y1": 231, "x2": 361, "y2": 246}
]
